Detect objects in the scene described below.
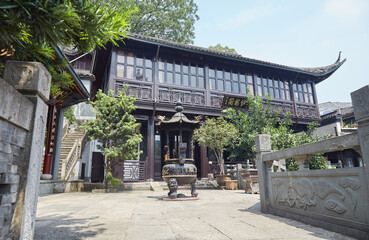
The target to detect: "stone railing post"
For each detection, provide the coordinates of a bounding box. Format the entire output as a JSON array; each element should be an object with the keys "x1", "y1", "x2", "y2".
[
  {"x1": 295, "y1": 154, "x2": 312, "y2": 170},
  {"x1": 61, "y1": 160, "x2": 67, "y2": 180},
  {"x1": 351, "y1": 85, "x2": 369, "y2": 200},
  {"x1": 3, "y1": 61, "x2": 50, "y2": 240},
  {"x1": 255, "y1": 134, "x2": 272, "y2": 213}
]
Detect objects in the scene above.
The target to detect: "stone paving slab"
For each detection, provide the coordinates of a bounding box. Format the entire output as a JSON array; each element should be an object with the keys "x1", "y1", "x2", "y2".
[{"x1": 34, "y1": 190, "x2": 353, "y2": 240}]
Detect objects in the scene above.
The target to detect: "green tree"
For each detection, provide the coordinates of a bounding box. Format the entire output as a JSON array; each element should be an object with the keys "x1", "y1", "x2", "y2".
[
  {"x1": 126, "y1": 0, "x2": 199, "y2": 44},
  {"x1": 224, "y1": 94, "x2": 330, "y2": 170},
  {"x1": 208, "y1": 44, "x2": 238, "y2": 54},
  {"x1": 83, "y1": 88, "x2": 142, "y2": 189},
  {"x1": 64, "y1": 106, "x2": 77, "y2": 125},
  {"x1": 0, "y1": 0, "x2": 133, "y2": 96},
  {"x1": 193, "y1": 117, "x2": 238, "y2": 175},
  {"x1": 224, "y1": 94, "x2": 279, "y2": 162}
]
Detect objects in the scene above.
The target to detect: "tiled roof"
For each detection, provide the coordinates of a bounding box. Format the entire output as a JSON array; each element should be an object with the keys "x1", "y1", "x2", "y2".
[
  {"x1": 128, "y1": 34, "x2": 346, "y2": 78},
  {"x1": 319, "y1": 101, "x2": 354, "y2": 120},
  {"x1": 319, "y1": 102, "x2": 352, "y2": 113}
]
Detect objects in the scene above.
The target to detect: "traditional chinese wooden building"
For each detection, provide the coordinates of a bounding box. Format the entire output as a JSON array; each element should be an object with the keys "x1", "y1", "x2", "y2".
[{"x1": 88, "y1": 34, "x2": 345, "y2": 181}]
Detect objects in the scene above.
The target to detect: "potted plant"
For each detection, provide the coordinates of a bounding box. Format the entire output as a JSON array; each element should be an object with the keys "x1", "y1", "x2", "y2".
[
  {"x1": 193, "y1": 117, "x2": 238, "y2": 186},
  {"x1": 106, "y1": 172, "x2": 122, "y2": 192}
]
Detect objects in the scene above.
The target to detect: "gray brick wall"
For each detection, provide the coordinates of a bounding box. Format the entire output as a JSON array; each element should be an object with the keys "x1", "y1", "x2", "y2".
[
  {"x1": 0, "y1": 61, "x2": 50, "y2": 240},
  {"x1": 0, "y1": 78, "x2": 33, "y2": 239}
]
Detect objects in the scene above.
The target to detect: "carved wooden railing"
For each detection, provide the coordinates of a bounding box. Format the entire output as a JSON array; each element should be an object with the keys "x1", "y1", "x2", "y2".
[
  {"x1": 254, "y1": 85, "x2": 369, "y2": 238},
  {"x1": 269, "y1": 99, "x2": 294, "y2": 115},
  {"x1": 158, "y1": 88, "x2": 205, "y2": 106},
  {"x1": 114, "y1": 79, "x2": 320, "y2": 120},
  {"x1": 61, "y1": 138, "x2": 82, "y2": 180},
  {"x1": 115, "y1": 81, "x2": 153, "y2": 101},
  {"x1": 295, "y1": 102, "x2": 319, "y2": 120}
]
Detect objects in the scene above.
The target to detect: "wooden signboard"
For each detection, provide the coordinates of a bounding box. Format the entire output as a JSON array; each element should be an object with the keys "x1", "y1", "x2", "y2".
[{"x1": 222, "y1": 95, "x2": 249, "y2": 110}]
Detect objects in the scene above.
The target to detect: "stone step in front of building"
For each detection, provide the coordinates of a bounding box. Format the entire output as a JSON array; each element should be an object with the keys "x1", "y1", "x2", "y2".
[{"x1": 83, "y1": 179, "x2": 217, "y2": 192}]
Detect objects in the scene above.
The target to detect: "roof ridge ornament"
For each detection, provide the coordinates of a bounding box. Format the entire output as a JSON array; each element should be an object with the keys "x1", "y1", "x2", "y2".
[
  {"x1": 175, "y1": 99, "x2": 184, "y2": 113},
  {"x1": 336, "y1": 51, "x2": 342, "y2": 63},
  {"x1": 160, "y1": 100, "x2": 199, "y2": 124}
]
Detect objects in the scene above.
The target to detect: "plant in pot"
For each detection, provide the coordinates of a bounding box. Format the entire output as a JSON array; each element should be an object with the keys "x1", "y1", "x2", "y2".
[
  {"x1": 106, "y1": 172, "x2": 122, "y2": 192},
  {"x1": 193, "y1": 117, "x2": 238, "y2": 186}
]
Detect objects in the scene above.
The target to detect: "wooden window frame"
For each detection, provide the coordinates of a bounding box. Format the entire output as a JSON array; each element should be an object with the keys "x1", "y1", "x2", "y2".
[{"x1": 117, "y1": 50, "x2": 153, "y2": 82}]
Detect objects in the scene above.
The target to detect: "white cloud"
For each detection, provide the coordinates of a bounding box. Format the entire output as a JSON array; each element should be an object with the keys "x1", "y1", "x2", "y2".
[
  {"x1": 217, "y1": 3, "x2": 279, "y2": 30},
  {"x1": 324, "y1": 0, "x2": 369, "y2": 20}
]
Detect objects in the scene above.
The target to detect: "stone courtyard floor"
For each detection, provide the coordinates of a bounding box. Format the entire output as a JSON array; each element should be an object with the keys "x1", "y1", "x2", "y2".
[{"x1": 35, "y1": 190, "x2": 353, "y2": 240}]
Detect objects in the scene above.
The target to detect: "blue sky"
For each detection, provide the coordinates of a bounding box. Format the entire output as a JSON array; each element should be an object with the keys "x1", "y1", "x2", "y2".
[{"x1": 193, "y1": 0, "x2": 369, "y2": 103}]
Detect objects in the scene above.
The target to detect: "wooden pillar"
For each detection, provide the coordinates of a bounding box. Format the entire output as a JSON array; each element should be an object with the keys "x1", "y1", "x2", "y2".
[
  {"x1": 147, "y1": 116, "x2": 155, "y2": 180},
  {"x1": 200, "y1": 146, "x2": 209, "y2": 178},
  {"x1": 51, "y1": 107, "x2": 64, "y2": 180},
  {"x1": 41, "y1": 105, "x2": 57, "y2": 180}
]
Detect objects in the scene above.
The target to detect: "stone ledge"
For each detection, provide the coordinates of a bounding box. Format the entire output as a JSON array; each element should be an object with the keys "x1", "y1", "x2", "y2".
[
  {"x1": 3, "y1": 61, "x2": 51, "y2": 102},
  {"x1": 0, "y1": 78, "x2": 34, "y2": 131},
  {"x1": 38, "y1": 180, "x2": 84, "y2": 196}
]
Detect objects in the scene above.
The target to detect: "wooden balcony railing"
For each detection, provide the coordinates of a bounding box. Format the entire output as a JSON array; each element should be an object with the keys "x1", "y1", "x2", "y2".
[{"x1": 114, "y1": 79, "x2": 320, "y2": 120}]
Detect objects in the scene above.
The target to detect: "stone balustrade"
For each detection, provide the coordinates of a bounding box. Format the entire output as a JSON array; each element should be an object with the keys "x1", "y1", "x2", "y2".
[{"x1": 255, "y1": 85, "x2": 369, "y2": 239}]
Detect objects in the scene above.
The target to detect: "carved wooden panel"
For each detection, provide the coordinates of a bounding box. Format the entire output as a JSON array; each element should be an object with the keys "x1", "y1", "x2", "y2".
[
  {"x1": 183, "y1": 93, "x2": 192, "y2": 105},
  {"x1": 296, "y1": 104, "x2": 317, "y2": 119},
  {"x1": 158, "y1": 89, "x2": 205, "y2": 106},
  {"x1": 210, "y1": 96, "x2": 223, "y2": 108},
  {"x1": 115, "y1": 82, "x2": 152, "y2": 101},
  {"x1": 270, "y1": 102, "x2": 294, "y2": 116}
]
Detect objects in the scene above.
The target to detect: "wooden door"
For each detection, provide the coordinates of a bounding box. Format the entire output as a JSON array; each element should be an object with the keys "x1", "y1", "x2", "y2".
[{"x1": 91, "y1": 152, "x2": 104, "y2": 182}]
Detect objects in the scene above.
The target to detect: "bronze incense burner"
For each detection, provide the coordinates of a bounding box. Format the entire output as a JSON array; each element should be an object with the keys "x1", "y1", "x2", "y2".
[{"x1": 160, "y1": 101, "x2": 199, "y2": 199}]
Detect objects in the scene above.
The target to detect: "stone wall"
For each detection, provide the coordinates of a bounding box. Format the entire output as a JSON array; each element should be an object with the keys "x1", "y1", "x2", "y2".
[
  {"x1": 38, "y1": 180, "x2": 84, "y2": 196},
  {"x1": 0, "y1": 61, "x2": 50, "y2": 240},
  {"x1": 255, "y1": 85, "x2": 369, "y2": 240}
]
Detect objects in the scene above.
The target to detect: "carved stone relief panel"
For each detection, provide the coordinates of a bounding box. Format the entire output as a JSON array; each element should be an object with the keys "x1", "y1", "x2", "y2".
[
  {"x1": 255, "y1": 134, "x2": 271, "y2": 152},
  {"x1": 271, "y1": 175, "x2": 366, "y2": 223},
  {"x1": 351, "y1": 85, "x2": 369, "y2": 123}
]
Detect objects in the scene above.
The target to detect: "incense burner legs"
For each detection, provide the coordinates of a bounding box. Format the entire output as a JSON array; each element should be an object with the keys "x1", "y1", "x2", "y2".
[
  {"x1": 191, "y1": 179, "x2": 198, "y2": 197},
  {"x1": 168, "y1": 178, "x2": 178, "y2": 199}
]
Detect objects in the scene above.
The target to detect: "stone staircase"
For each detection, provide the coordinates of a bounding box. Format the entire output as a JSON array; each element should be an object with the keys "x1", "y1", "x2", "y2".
[{"x1": 58, "y1": 130, "x2": 84, "y2": 179}]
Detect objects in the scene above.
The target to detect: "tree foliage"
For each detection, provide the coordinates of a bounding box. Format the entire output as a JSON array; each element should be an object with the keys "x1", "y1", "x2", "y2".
[
  {"x1": 126, "y1": 0, "x2": 199, "y2": 44},
  {"x1": 224, "y1": 94, "x2": 279, "y2": 162},
  {"x1": 64, "y1": 106, "x2": 76, "y2": 125},
  {"x1": 224, "y1": 94, "x2": 331, "y2": 170},
  {"x1": 193, "y1": 117, "x2": 238, "y2": 175},
  {"x1": 0, "y1": 0, "x2": 133, "y2": 96},
  {"x1": 83, "y1": 88, "x2": 142, "y2": 188},
  {"x1": 208, "y1": 44, "x2": 238, "y2": 54}
]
